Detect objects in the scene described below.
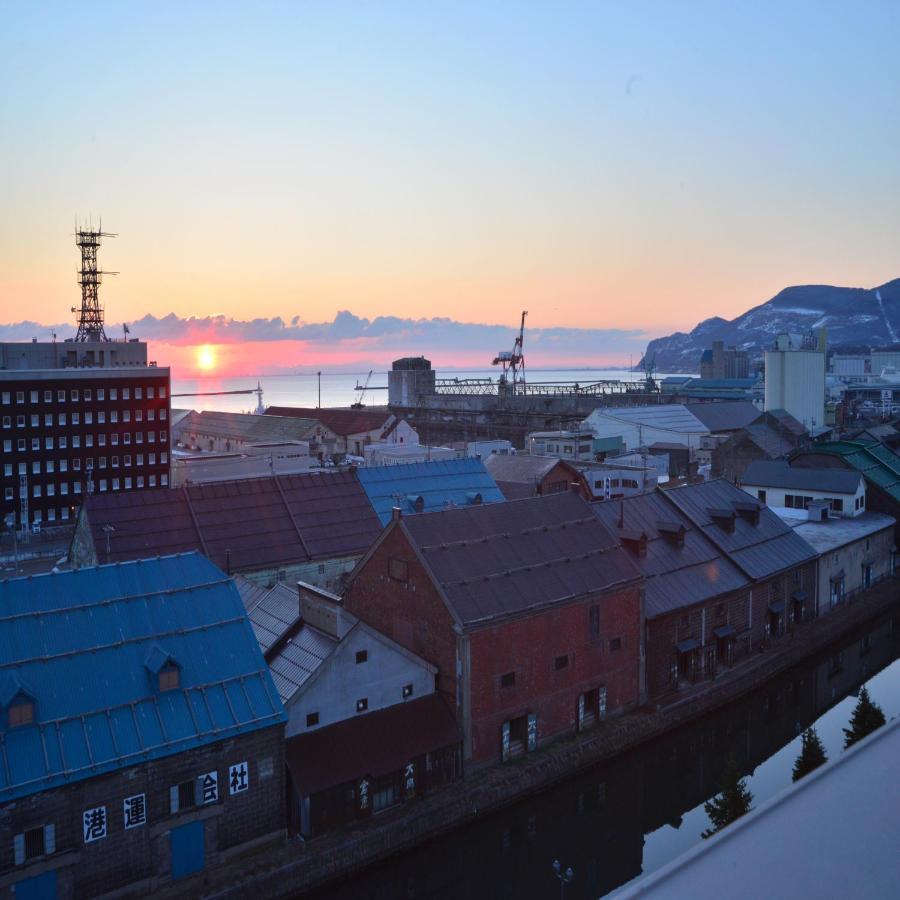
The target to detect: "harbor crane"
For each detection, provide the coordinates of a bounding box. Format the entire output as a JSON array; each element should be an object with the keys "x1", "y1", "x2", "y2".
[
  {"x1": 352, "y1": 370, "x2": 373, "y2": 408},
  {"x1": 492, "y1": 310, "x2": 528, "y2": 385}
]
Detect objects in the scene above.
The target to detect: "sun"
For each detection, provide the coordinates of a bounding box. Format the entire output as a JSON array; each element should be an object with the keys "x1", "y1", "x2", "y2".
[{"x1": 196, "y1": 345, "x2": 217, "y2": 372}]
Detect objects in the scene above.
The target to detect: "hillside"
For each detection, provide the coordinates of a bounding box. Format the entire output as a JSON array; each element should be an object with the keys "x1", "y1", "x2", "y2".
[{"x1": 642, "y1": 278, "x2": 900, "y2": 372}]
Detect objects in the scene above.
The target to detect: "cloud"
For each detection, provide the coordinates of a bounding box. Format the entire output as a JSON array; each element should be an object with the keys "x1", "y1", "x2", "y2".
[{"x1": 0, "y1": 311, "x2": 653, "y2": 367}]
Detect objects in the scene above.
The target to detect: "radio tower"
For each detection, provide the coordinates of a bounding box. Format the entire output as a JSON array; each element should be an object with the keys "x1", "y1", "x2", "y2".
[{"x1": 72, "y1": 221, "x2": 117, "y2": 342}]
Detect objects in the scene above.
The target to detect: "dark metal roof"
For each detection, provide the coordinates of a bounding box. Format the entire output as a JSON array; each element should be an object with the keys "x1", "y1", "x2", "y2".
[
  {"x1": 265, "y1": 406, "x2": 395, "y2": 436},
  {"x1": 285, "y1": 693, "x2": 461, "y2": 797},
  {"x1": 0, "y1": 553, "x2": 285, "y2": 803},
  {"x1": 686, "y1": 401, "x2": 761, "y2": 433},
  {"x1": 80, "y1": 471, "x2": 383, "y2": 571},
  {"x1": 741, "y1": 460, "x2": 862, "y2": 494},
  {"x1": 176, "y1": 410, "x2": 317, "y2": 443},
  {"x1": 592, "y1": 491, "x2": 750, "y2": 619},
  {"x1": 663, "y1": 479, "x2": 817, "y2": 580},
  {"x1": 401, "y1": 492, "x2": 642, "y2": 628},
  {"x1": 495, "y1": 480, "x2": 539, "y2": 501},
  {"x1": 483, "y1": 454, "x2": 578, "y2": 485}
]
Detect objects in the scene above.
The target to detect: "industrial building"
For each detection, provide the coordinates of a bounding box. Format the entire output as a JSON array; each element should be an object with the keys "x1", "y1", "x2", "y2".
[
  {"x1": 699, "y1": 340, "x2": 751, "y2": 379},
  {"x1": 582, "y1": 404, "x2": 711, "y2": 453},
  {"x1": 764, "y1": 332, "x2": 827, "y2": 432},
  {"x1": 0, "y1": 553, "x2": 286, "y2": 897},
  {"x1": 482, "y1": 453, "x2": 583, "y2": 500}
]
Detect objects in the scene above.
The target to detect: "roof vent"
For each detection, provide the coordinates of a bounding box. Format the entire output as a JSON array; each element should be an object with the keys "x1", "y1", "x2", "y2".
[
  {"x1": 620, "y1": 529, "x2": 649, "y2": 557},
  {"x1": 732, "y1": 501, "x2": 760, "y2": 526},
  {"x1": 406, "y1": 494, "x2": 425, "y2": 513},
  {"x1": 656, "y1": 520, "x2": 685, "y2": 547},
  {"x1": 708, "y1": 508, "x2": 736, "y2": 533},
  {"x1": 466, "y1": 491, "x2": 483, "y2": 505}
]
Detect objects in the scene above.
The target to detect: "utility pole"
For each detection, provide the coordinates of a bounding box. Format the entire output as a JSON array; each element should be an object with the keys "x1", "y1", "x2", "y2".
[
  {"x1": 317, "y1": 371, "x2": 322, "y2": 409},
  {"x1": 102, "y1": 524, "x2": 115, "y2": 564}
]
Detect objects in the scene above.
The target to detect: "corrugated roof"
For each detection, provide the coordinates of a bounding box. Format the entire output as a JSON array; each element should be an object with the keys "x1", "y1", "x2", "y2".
[
  {"x1": 686, "y1": 401, "x2": 761, "y2": 433},
  {"x1": 592, "y1": 492, "x2": 750, "y2": 618},
  {"x1": 357, "y1": 458, "x2": 505, "y2": 525},
  {"x1": 176, "y1": 410, "x2": 317, "y2": 443},
  {"x1": 265, "y1": 406, "x2": 395, "y2": 437},
  {"x1": 234, "y1": 575, "x2": 301, "y2": 655},
  {"x1": 0, "y1": 553, "x2": 285, "y2": 803},
  {"x1": 741, "y1": 460, "x2": 863, "y2": 494},
  {"x1": 79, "y1": 471, "x2": 382, "y2": 571},
  {"x1": 483, "y1": 454, "x2": 576, "y2": 485},
  {"x1": 285, "y1": 693, "x2": 461, "y2": 797},
  {"x1": 401, "y1": 491, "x2": 642, "y2": 628},
  {"x1": 663, "y1": 480, "x2": 817, "y2": 580},
  {"x1": 585, "y1": 405, "x2": 709, "y2": 434}
]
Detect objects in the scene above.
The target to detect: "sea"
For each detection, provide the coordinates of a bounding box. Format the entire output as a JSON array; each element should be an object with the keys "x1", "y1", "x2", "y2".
[{"x1": 170, "y1": 368, "x2": 689, "y2": 413}]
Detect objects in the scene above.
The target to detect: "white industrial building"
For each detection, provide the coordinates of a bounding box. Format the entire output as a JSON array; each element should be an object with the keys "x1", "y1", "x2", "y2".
[
  {"x1": 764, "y1": 332, "x2": 826, "y2": 431},
  {"x1": 582, "y1": 405, "x2": 709, "y2": 452}
]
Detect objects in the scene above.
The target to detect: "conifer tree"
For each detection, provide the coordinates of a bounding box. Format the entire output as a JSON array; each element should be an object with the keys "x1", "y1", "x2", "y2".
[
  {"x1": 843, "y1": 685, "x2": 886, "y2": 749},
  {"x1": 792, "y1": 727, "x2": 827, "y2": 781},
  {"x1": 702, "y1": 756, "x2": 753, "y2": 839}
]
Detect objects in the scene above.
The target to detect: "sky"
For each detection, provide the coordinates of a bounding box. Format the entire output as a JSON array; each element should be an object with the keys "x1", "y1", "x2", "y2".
[{"x1": 1, "y1": 2, "x2": 899, "y2": 373}]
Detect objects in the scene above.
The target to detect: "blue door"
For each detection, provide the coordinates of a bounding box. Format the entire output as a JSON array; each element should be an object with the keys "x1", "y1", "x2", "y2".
[
  {"x1": 14, "y1": 871, "x2": 57, "y2": 900},
  {"x1": 170, "y1": 820, "x2": 205, "y2": 880}
]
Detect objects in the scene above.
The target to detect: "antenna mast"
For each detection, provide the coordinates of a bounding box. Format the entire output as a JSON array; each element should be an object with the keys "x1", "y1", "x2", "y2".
[{"x1": 72, "y1": 221, "x2": 117, "y2": 342}]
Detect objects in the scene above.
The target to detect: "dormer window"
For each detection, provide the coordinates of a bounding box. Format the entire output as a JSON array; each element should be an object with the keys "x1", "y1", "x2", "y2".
[
  {"x1": 159, "y1": 664, "x2": 180, "y2": 692},
  {"x1": 8, "y1": 699, "x2": 34, "y2": 728}
]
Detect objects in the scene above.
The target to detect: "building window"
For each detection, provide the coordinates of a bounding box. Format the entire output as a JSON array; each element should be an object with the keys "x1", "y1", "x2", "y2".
[
  {"x1": 306, "y1": 712, "x2": 319, "y2": 727},
  {"x1": 171, "y1": 780, "x2": 196, "y2": 814},
  {"x1": 589, "y1": 605, "x2": 600, "y2": 637},
  {"x1": 84, "y1": 389, "x2": 92, "y2": 401},
  {"x1": 356, "y1": 698, "x2": 368, "y2": 713},
  {"x1": 757, "y1": 490, "x2": 766, "y2": 503},
  {"x1": 8, "y1": 699, "x2": 34, "y2": 727},
  {"x1": 609, "y1": 638, "x2": 622, "y2": 652},
  {"x1": 389, "y1": 557, "x2": 409, "y2": 582},
  {"x1": 14, "y1": 824, "x2": 54, "y2": 865},
  {"x1": 402, "y1": 683, "x2": 414, "y2": 698},
  {"x1": 554, "y1": 654, "x2": 569, "y2": 670},
  {"x1": 355, "y1": 650, "x2": 368, "y2": 664},
  {"x1": 57, "y1": 390, "x2": 65, "y2": 402},
  {"x1": 71, "y1": 389, "x2": 79, "y2": 401},
  {"x1": 500, "y1": 671, "x2": 516, "y2": 688},
  {"x1": 32, "y1": 391, "x2": 40, "y2": 403},
  {"x1": 159, "y1": 665, "x2": 179, "y2": 691}
]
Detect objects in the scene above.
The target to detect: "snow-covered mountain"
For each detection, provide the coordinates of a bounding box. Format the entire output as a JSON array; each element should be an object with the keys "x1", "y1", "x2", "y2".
[{"x1": 642, "y1": 278, "x2": 900, "y2": 372}]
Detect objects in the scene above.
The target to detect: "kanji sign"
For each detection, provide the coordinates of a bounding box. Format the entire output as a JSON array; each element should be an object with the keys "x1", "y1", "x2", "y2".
[
  {"x1": 358, "y1": 777, "x2": 370, "y2": 811},
  {"x1": 404, "y1": 762, "x2": 416, "y2": 797},
  {"x1": 201, "y1": 771, "x2": 219, "y2": 804},
  {"x1": 229, "y1": 761, "x2": 249, "y2": 795},
  {"x1": 83, "y1": 806, "x2": 107, "y2": 843},
  {"x1": 123, "y1": 794, "x2": 147, "y2": 830}
]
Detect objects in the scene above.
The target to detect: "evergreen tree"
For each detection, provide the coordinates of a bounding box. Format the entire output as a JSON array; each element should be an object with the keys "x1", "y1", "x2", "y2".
[
  {"x1": 843, "y1": 685, "x2": 886, "y2": 749},
  {"x1": 792, "y1": 727, "x2": 827, "y2": 781},
  {"x1": 702, "y1": 756, "x2": 753, "y2": 839}
]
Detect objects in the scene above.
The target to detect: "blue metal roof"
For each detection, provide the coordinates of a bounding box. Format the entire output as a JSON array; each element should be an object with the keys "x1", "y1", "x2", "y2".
[
  {"x1": 0, "y1": 552, "x2": 286, "y2": 803},
  {"x1": 356, "y1": 458, "x2": 505, "y2": 525}
]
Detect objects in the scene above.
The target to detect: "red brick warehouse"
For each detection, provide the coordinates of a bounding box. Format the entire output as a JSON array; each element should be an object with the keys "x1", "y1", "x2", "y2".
[{"x1": 344, "y1": 491, "x2": 645, "y2": 764}]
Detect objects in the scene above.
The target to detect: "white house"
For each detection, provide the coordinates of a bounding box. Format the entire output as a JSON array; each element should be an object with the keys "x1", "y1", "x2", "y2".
[
  {"x1": 741, "y1": 460, "x2": 866, "y2": 517},
  {"x1": 582, "y1": 405, "x2": 709, "y2": 453}
]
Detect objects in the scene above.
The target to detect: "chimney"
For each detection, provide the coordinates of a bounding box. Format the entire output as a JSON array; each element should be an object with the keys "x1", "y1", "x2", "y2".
[
  {"x1": 391, "y1": 506, "x2": 402, "y2": 522},
  {"x1": 297, "y1": 581, "x2": 343, "y2": 638},
  {"x1": 225, "y1": 548, "x2": 232, "y2": 575}
]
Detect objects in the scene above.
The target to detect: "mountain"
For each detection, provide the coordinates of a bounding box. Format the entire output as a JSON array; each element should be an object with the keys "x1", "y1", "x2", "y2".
[{"x1": 642, "y1": 278, "x2": 900, "y2": 373}]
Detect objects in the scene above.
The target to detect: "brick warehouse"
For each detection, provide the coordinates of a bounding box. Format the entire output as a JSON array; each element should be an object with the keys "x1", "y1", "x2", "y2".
[
  {"x1": 344, "y1": 491, "x2": 645, "y2": 764},
  {"x1": 0, "y1": 366, "x2": 171, "y2": 529},
  {"x1": 0, "y1": 553, "x2": 286, "y2": 898}
]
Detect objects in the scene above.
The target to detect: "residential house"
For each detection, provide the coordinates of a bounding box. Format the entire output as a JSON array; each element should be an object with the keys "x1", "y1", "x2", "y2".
[
  {"x1": 582, "y1": 405, "x2": 710, "y2": 453},
  {"x1": 173, "y1": 410, "x2": 316, "y2": 454},
  {"x1": 343, "y1": 492, "x2": 644, "y2": 764},
  {"x1": 69, "y1": 471, "x2": 383, "y2": 592},
  {"x1": 525, "y1": 430, "x2": 597, "y2": 462},
  {"x1": 740, "y1": 460, "x2": 867, "y2": 517},
  {"x1": 0, "y1": 553, "x2": 286, "y2": 897},
  {"x1": 482, "y1": 454, "x2": 583, "y2": 500},
  {"x1": 234, "y1": 578, "x2": 460, "y2": 837}
]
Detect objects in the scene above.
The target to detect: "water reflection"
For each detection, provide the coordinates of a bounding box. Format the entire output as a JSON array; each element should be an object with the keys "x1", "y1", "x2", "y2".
[{"x1": 310, "y1": 612, "x2": 898, "y2": 900}]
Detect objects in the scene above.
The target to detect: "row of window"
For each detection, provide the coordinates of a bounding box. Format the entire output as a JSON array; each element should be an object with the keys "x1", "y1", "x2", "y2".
[
  {"x1": 498, "y1": 641, "x2": 623, "y2": 689},
  {"x1": 2, "y1": 386, "x2": 167, "y2": 404},
  {"x1": 3, "y1": 431, "x2": 167, "y2": 452},
  {"x1": 3, "y1": 452, "x2": 168, "y2": 477},
  {"x1": 304, "y1": 682, "x2": 415, "y2": 728},
  {"x1": 4, "y1": 473, "x2": 169, "y2": 501},
  {"x1": 3, "y1": 407, "x2": 168, "y2": 428}
]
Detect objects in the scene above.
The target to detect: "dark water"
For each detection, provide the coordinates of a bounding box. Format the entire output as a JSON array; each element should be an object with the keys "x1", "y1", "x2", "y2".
[{"x1": 309, "y1": 611, "x2": 899, "y2": 900}]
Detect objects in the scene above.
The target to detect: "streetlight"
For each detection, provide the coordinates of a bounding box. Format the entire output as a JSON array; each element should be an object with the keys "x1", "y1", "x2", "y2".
[
  {"x1": 552, "y1": 860, "x2": 574, "y2": 899},
  {"x1": 4, "y1": 513, "x2": 19, "y2": 575}
]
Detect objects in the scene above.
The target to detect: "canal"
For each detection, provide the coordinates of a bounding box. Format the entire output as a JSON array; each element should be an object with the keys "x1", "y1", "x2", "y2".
[{"x1": 309, "y1": 610, "x2": 899, "y2": 899}]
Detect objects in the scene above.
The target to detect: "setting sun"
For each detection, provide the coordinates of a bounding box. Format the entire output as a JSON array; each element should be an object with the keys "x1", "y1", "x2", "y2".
[{"x1": 196, "y1": 344, "x2": 217, "y2": 372}]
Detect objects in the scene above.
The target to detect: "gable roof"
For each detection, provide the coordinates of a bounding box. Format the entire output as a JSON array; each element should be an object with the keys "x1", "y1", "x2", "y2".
[
  {"x1": 400, "y1": 491, "x2": 642, "y2": 628},
  {"x1": 592, "y1": 492, "x2": 750, "y2": 618},
  {"x1": 78, "y1": 471, "x2": 382, "y2": 571},
  {"x1": 356, "y1": 457, "x2": 505, "y2": 525},
  {"x1": 794, "y1": 441, "x2": 900, "y2": 503},
  {"x1": 586, "y1": 404, "x2": 710, "y2": 434},
  {"x1": 0, "y1": 553, "x2": 285, "y2": 803},
  {"x1": 176, "y1": 410, "x2": 317, "y2": 443},
  {"x1": 686, "y1": 401, "x2": 761, "y2": 433},
  {"x1": 662, "y1": 480, "x2": 817, "y2": 580},
  {"x1": 482, "y1": 454, "x2": 576, "y2": 485},
  {"x1": 741, "y1": 460, "x2": 863, "y2": 494},
  {"x1": 264, "y1": 406, "x2": 394, "y2": 436}
]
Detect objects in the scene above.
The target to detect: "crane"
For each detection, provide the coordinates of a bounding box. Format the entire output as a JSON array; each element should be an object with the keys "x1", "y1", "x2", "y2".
[
  {"x1": 351, "y1": 369, "x2": 373, "y2": 408},
  {"x1": 492, "y1": 310, "x2": 528, "y2": 386}
]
